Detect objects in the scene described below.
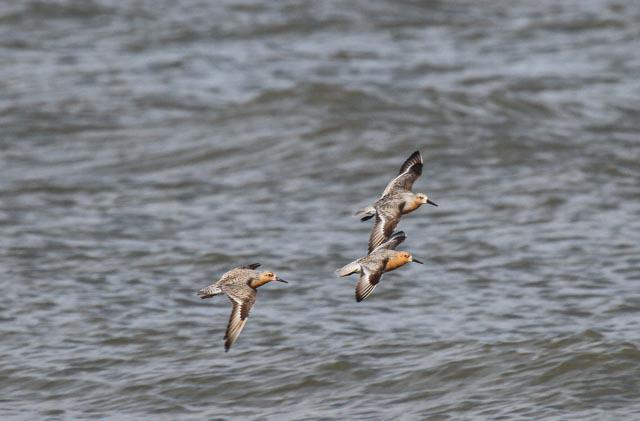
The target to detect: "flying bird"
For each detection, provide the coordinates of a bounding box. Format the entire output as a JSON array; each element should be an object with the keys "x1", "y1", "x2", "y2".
[
  {"x1": 197, "y1": 263, "x2": 287, "y2": 352},
  {"x1": 355, "y1": 150, "x2": 437, "y2": 253},
  {"x1": 336, "y1": 231, "x2": 423, "y2": 302}
]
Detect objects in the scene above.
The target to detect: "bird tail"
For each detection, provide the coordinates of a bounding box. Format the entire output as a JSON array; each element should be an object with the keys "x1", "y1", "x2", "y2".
[
  {"x1": 336, "y1": 261, "x2": 361, "y2": 277},
  {"x1": 197, "y1": 285, "x2": 223, "y2": 299},
  {"x1": 354, "y1": 205, "x2": 376, "y2": 221}
]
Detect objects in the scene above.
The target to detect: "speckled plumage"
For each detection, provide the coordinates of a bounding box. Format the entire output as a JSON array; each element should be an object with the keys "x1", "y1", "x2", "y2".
[
  {"x1": 355, "y1": 151, "x2": 437, "y2": 253},
  {"x1": 336, "y1": 231, "x2": 424, "y2": 302},
  {"x1": 197, "y1": 263, "x2": 287, "y2": 352}
]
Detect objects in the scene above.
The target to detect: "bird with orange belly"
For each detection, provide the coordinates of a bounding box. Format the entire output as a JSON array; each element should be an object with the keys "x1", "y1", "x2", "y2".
[
  {"x1": 355, "y1": 150, "x2": 438, "y2": 253},
  {"x1": 197, "y1": 263, "x2": 287, "y2": 352},
  {"x1": 336, "y1": 231, "x2": 423, "y2": 302}
]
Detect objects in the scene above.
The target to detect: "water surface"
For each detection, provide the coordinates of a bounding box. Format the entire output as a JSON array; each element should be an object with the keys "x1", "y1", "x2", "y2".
[{"x1": 1, "y1": 0, "x2": 640, "y2": 419}]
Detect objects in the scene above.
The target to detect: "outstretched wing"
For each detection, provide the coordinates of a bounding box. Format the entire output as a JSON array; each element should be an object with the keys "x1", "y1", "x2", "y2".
[
  {"x1": 240, "y1": 263, "x2": 261, "y2": 270},
  {"x1": 371, "y1": 231, "x2": 406, "y2": 253},
  {"x1": 381, "y1": 151, "x2": 423, "y2": 197},
  {"x1": 368, "y1": 205, "x2": 402, "y2": 253},
  {"x1": 355, "y1": 259, "x2": 388, "y2": 302},
  {"x1": 222, "y1": 286, "x2": 256, "y2": 352}
]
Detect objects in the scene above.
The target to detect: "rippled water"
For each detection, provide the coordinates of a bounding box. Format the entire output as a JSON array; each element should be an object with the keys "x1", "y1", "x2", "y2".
[{"x1": 2, "y1": 0, "x2": 640, "y2": 419}]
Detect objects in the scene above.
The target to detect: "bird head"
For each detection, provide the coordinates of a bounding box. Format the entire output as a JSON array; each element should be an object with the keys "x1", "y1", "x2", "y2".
[
  {"x1": 258, "y1": 271, "x2": 288, "y2": 285},
  {"x1": 416, "y1": 193, "x2": 438, "y2": 207},
  {"x1": 400, "y1": 251, "x2": 423, "y2": 265}
]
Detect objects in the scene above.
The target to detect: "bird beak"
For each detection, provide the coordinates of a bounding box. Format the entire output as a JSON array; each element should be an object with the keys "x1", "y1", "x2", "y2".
[
  {"x1": 276, "y1": 277, "x2": 288, "y2": 283},
  {"x1": 427, "y1": 199, "x2": 438, "y2": 207},
  {"x1": 412, "y1": 257, "x2": 424, "y2": 264}
]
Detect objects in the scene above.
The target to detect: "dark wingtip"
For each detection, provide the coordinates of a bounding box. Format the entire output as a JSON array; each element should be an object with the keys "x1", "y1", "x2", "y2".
[
  {"x1": 389, "y1": 230, "x2": 407, "y2": 244},
  {"x1": 243, "y1": 263, "x2": 261, "y2": 270},
  {"x1": 398, "y1": 150, "x2": 423, "y2": 175}
]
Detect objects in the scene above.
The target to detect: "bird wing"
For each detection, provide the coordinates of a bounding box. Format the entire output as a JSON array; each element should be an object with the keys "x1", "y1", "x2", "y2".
[
  {"x1": 368, "y1": 204, "x2": 402, "y2": 253},
  {"x1": 221, "y1": 285, "x2": 256, "y2": 352},
  {"x1": 371, "y1": 230, "x2": 406, "y2": 253},
  {"x1": 355, "y1": 259, "x2": 387, "y2": 302},
  {"x1": 381, "y1": 151, "x2": 423, "y2": 197},
  {"x1": 239, "y1": 263, "x2": 261, "y2": 270}
]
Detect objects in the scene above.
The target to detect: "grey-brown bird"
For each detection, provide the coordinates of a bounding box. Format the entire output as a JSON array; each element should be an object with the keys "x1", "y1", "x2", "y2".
[
  {"x1": 355, "y1": 151, "x2": 437, "y2": 253},
  {"x1": 336, "y1": 231, "x2": 423, "y2": 302},
  {"x1": 197, "y1": 263, "x2": 287, "y2": 352}
]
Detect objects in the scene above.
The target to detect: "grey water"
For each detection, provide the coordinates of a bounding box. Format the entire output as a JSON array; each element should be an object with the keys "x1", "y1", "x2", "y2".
[{"x1": 1, "y1": 0, "x2": 640, "y2": 419}]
